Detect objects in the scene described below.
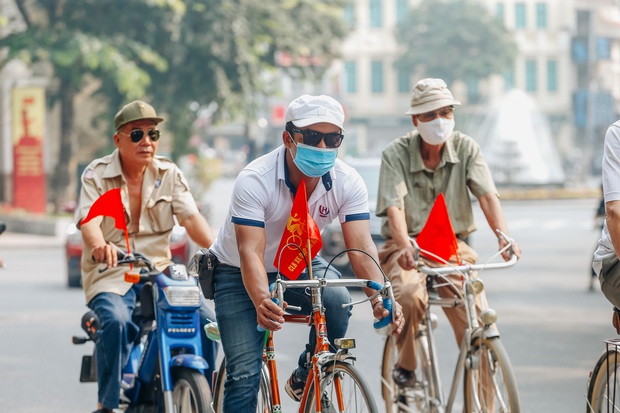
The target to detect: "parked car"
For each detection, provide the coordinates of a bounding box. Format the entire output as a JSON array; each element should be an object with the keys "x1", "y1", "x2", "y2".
[
  {"x1": 65, "y1": 224, "x2": 191, "y2": 288},
  {"x1": 320, "y1": 157, "x2": 385, "y2": 277}
]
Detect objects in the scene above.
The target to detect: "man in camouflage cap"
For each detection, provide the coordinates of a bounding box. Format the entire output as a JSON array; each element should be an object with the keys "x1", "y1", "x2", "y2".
[{"x1": 76, "y1": 100, "x2": 217, "y2": 413}]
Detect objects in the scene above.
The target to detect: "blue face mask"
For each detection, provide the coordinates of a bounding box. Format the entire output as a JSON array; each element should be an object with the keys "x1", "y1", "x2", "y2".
[{"x1": 291, "y1": 141, "x2": 338, "y2": 178}]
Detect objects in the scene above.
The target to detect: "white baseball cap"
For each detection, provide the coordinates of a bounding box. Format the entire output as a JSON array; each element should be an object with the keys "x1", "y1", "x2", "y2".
[{"x1": 285, "y1": 94, "x2": 345, "y2": 131}]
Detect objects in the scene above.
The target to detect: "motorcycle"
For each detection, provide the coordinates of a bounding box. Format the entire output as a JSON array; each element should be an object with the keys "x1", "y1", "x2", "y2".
[{"x1": 73, "y1": 250, "x2": 212, "y2": 413}]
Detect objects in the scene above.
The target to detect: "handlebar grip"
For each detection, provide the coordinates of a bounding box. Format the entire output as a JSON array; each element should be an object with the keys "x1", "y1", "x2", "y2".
[
  {"x1": 257, "y1": 297, "x2": 280, "y2": 332},
  {"x1": 367, "y1": 280, "x2": 383, "y2": 291},
  {"x1": 373, "y1": 298, "x2": 392, "y2": 330}
]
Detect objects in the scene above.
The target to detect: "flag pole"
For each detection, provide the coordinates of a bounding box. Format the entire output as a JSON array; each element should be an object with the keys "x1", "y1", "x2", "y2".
[
  {"x1": 307, "y1": 238, "x2": 313, "y2": 280},
  {"x1": 124, "y1": 229, "x2": 133, "y2": 270}
]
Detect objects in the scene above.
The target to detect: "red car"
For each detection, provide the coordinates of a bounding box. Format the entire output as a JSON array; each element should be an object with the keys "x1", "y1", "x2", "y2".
[{"x1": 65, "y1": 224, "x2": 191, "y2": 288}]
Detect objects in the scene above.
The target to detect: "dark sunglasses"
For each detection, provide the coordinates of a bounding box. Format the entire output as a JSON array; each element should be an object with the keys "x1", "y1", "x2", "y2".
[
  {"x1": 127, "y1": 129, "x2": 161, "y2": 143},
  {"x1": 289, "y1": 128, "x2": 344, "y2": 149}
]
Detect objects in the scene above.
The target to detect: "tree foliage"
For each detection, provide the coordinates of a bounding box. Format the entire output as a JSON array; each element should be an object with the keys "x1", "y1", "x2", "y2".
[
  {"x1": 0, "y1": 0, "x2": 347, "y2": 210},
  {"x1": 395, "y1": 0, "x2": 517, "y2": 86}
]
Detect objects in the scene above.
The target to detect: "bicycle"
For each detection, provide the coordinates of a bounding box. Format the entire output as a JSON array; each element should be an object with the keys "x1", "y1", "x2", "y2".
[
  {"x1": 586, "y1": 327, "x2": 620, "y2": 411},
  {"x1": 205, "y1": 248, "x2": 397, "y2": 413},
  {"x1": 380, "y1": 235, "x2": 520, "y2": 413}
]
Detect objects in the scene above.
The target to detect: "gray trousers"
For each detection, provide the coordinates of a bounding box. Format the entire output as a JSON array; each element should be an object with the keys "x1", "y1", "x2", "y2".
[{"x1": 600, "y1": 254, "x2": 620, "y2": 309}]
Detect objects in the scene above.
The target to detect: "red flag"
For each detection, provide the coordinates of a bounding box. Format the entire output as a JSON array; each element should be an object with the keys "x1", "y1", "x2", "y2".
[
  {"x1": 273, "y1": 180, "x2": 323, "y2": 279},
  {"x1": 416, "y1": 193, "x2": 459, "y2": 263},
  {"x1": 81, "y1": 188, "x2": 127, "y2": 230}
]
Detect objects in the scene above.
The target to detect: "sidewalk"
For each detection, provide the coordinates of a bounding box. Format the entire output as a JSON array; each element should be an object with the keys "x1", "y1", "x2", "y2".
[{"x1": 0, "y1": 231, "x2": 64, "y2": 249}]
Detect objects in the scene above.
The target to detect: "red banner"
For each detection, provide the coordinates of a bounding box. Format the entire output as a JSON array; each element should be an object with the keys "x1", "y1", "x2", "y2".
[
  {"x1": 273, "y1": 180, "x2": 322, "y2": 279},
  {"x1": 12, "y1": 87, "x2": 46, "y2": 213}
]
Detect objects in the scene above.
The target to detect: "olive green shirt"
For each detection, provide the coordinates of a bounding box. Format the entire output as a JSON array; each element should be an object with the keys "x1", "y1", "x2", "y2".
[
  {"x1": 376, "y1": 130, "x2": 497, "y2": 239},
  {"x1": 76, "y1": 149, "x2": 199, "y2": 304}
]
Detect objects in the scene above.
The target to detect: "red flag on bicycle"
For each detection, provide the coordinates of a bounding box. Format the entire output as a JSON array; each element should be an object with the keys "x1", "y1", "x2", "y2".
[
  {"x1": 81, "y1": 188, "x2": 127, "y2": 230},
  {"x1": 81, "y1": 188, "x2": 132, "y2": 261},
  {"x1": 273, "y1": 180, "x2": 322, "y2": 279},
  {"x1": 416, "y1": 193, "x2": 459, "y2": 263}
]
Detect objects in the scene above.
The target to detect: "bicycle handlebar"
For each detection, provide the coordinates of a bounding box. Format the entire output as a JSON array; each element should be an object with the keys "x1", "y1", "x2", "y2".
[
  {"x1": 257, "y1": 277, "x2": 395, "y2": 332},
  {"x1": 416, "y1": 254, "x2": 518, "y2": 276}
]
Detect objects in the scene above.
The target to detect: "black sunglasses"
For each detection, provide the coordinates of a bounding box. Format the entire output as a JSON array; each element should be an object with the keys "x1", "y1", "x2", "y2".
[
  {"x1": 127, "y1": 129, "x2": 161, "y2": 143},
  {"x1": 289, "y1": 128, "x2": 344, "y2": 148}
]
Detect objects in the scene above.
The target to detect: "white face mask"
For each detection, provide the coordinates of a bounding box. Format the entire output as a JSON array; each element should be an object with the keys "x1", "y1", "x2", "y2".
[{"x1": 417, "y1": 117, "x2": 455, "y2": 145}]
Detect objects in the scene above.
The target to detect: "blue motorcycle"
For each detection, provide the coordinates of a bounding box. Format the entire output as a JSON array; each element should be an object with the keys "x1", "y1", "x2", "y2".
[{"x1": 73, "y1": 250, "x2": 212, "y2": 413}]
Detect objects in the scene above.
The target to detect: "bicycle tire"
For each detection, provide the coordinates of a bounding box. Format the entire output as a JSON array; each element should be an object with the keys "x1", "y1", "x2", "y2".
[
  {"x1": 381, "y1": 331, "x2": 437, "y2": 413},
  {"x1": 463, "y1": 336, "x2": 520, "y2": 413},
  {"x1": 587, "y1": 346, "x2": 620, "y2": 413},
  {"x1": 211, "y1": 357, "x2": 272, "y2": 412},
  {"x1": 304, "y1": 360, "x2": 378, "y2": 413}
]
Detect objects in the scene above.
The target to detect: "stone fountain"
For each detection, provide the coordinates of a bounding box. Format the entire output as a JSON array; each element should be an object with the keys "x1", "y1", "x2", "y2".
[{"x1": 473, "y1": 89, "x2": 565, "y2": 186}]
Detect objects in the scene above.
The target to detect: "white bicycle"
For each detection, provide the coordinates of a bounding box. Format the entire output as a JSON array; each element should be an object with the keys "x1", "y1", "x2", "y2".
[{"x1": 381, "y1": 235, "x2": 521, "y2": 413}]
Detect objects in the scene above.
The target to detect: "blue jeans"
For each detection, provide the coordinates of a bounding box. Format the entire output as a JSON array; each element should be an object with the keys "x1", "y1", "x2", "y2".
[
  {"x1": 214, "y1": 256, "x2": 352, "y2": 412},
  {"x1": 88, "y1": 286, "x2": 141, "y2": 409},
  {"x1": 88, "y1": 286, "x2": 219, "y2": 409}
]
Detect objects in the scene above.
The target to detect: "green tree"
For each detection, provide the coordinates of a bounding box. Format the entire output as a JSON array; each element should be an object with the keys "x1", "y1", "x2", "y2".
[
  {"x1": 145, "y1": 0, "x2": 348, "y2": 160},
  {"x1": 0, "y1": 0, "x2": 347, "y2": 211},
  {"x1": 0, "y1": 0, "x2": 174, "y2": 211},
  {"x1": 395, "y1": 0, "x2": 516, "y2": 87}
]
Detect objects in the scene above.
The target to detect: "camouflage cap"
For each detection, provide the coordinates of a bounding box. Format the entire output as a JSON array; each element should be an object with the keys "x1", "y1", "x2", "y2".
[{"x1": 114, "y1": 100, "x2": 164, "y2": 131}]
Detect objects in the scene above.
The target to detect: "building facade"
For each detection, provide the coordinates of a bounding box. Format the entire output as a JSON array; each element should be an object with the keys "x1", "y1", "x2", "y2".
[{"x1": 332, "y1": 0, "x2": 620, "y2": 184}]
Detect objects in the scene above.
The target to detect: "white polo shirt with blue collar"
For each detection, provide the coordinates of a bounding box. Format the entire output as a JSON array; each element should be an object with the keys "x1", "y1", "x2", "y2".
[{"x1": 210, "y1": 145, "x2": 371, "y2": 272}]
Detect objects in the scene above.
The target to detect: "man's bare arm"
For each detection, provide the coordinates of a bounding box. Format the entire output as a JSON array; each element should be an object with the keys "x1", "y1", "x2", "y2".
[
  {"x1": 607, "y1": 200, "x2": 620, "y2": 258},
  {"x1": 180, "y1": 213, "x2": 215, "y2": 248}
]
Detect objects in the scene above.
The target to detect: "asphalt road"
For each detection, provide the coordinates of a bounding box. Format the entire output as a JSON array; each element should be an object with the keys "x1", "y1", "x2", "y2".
[{"x1": 0, "y1": 192, "x2": 612, "y2": 413}]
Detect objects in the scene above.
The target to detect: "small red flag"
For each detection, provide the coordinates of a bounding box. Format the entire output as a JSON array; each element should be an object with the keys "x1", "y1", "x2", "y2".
[
  {"x1": 273, "y1": 180, "x2": 323, "y2": 279},
  {"x1": 81, "y1": 188, "x2": 127, "y2": 230},
  {"x1": 416, "y1": 193, "x2": 459, "y2": 263}
]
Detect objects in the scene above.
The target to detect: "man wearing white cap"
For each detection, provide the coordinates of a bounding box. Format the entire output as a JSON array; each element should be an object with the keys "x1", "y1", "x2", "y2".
[
  {"x1": 376, "y1": 79, "x2": 521, "y2": 388},
  {"x1": 208, "y1": 94, "x2": 404, "y2": 411}
]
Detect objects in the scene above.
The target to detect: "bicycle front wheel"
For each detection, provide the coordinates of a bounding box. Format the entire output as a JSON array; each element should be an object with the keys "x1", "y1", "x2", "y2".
[
  {"x1": 381, "y1": 332, "x2": 437, "y2": 413},
  {"x1": 211, "y1": 357, "x2": 272, "y2": 413},
  {"x1": 464, "y1": 336, "x2": 520, "y2": 413},
  {"x1": 304, "y1": 360, "x2": 378, "y2": 413},
  {"x1": 587, "y1": 343, "x2": 620, "y2": 412}
]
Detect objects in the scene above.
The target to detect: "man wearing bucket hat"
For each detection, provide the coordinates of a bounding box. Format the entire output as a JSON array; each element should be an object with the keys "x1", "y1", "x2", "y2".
[
  {"x1": 376, "y1": 78, "x2": 521, "y2": 387},
  {"x1": 207, "y1": 94, "x2": 404, "y2": 411},
  {"x1": 77, "y1": 100, "x2": 217, "y2": 413}
]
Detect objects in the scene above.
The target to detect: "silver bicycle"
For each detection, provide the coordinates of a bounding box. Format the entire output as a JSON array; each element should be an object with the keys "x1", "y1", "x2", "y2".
[
  {"x1": 381, "y1": 235, "x2": 521, "y2": 413},
  {"x1": 586, "y1": 334, "x2": 620, "y2": 412}
]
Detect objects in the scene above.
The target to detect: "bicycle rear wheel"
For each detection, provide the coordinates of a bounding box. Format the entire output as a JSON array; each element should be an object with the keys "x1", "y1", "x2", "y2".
[
  {"x1": 463, "y1": 336, "x2": 520, "y2": 413},
  {"x1": 304, "y1": 360, "x2": 378, "y2": 413},
  {"x1": 211, "y1": 357, "x2": 272, "y2": 413},
  {"x1": 587, "y1": 340, "x2": 620, "y2": 413},
  {"x1": 381, "y1": 329, "x2": 437, "y2": 413}
]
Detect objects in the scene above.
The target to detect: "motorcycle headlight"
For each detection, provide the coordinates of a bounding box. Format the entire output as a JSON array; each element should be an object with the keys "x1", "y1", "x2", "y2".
[{"x1": 164, "y1": 286, "x2": 201, "y2": 306}]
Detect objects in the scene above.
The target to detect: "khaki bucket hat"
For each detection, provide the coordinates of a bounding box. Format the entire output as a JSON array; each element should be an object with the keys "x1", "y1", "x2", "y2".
[{"x1": 405, "y1": 78, "x2": 461, "y2": 115}]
